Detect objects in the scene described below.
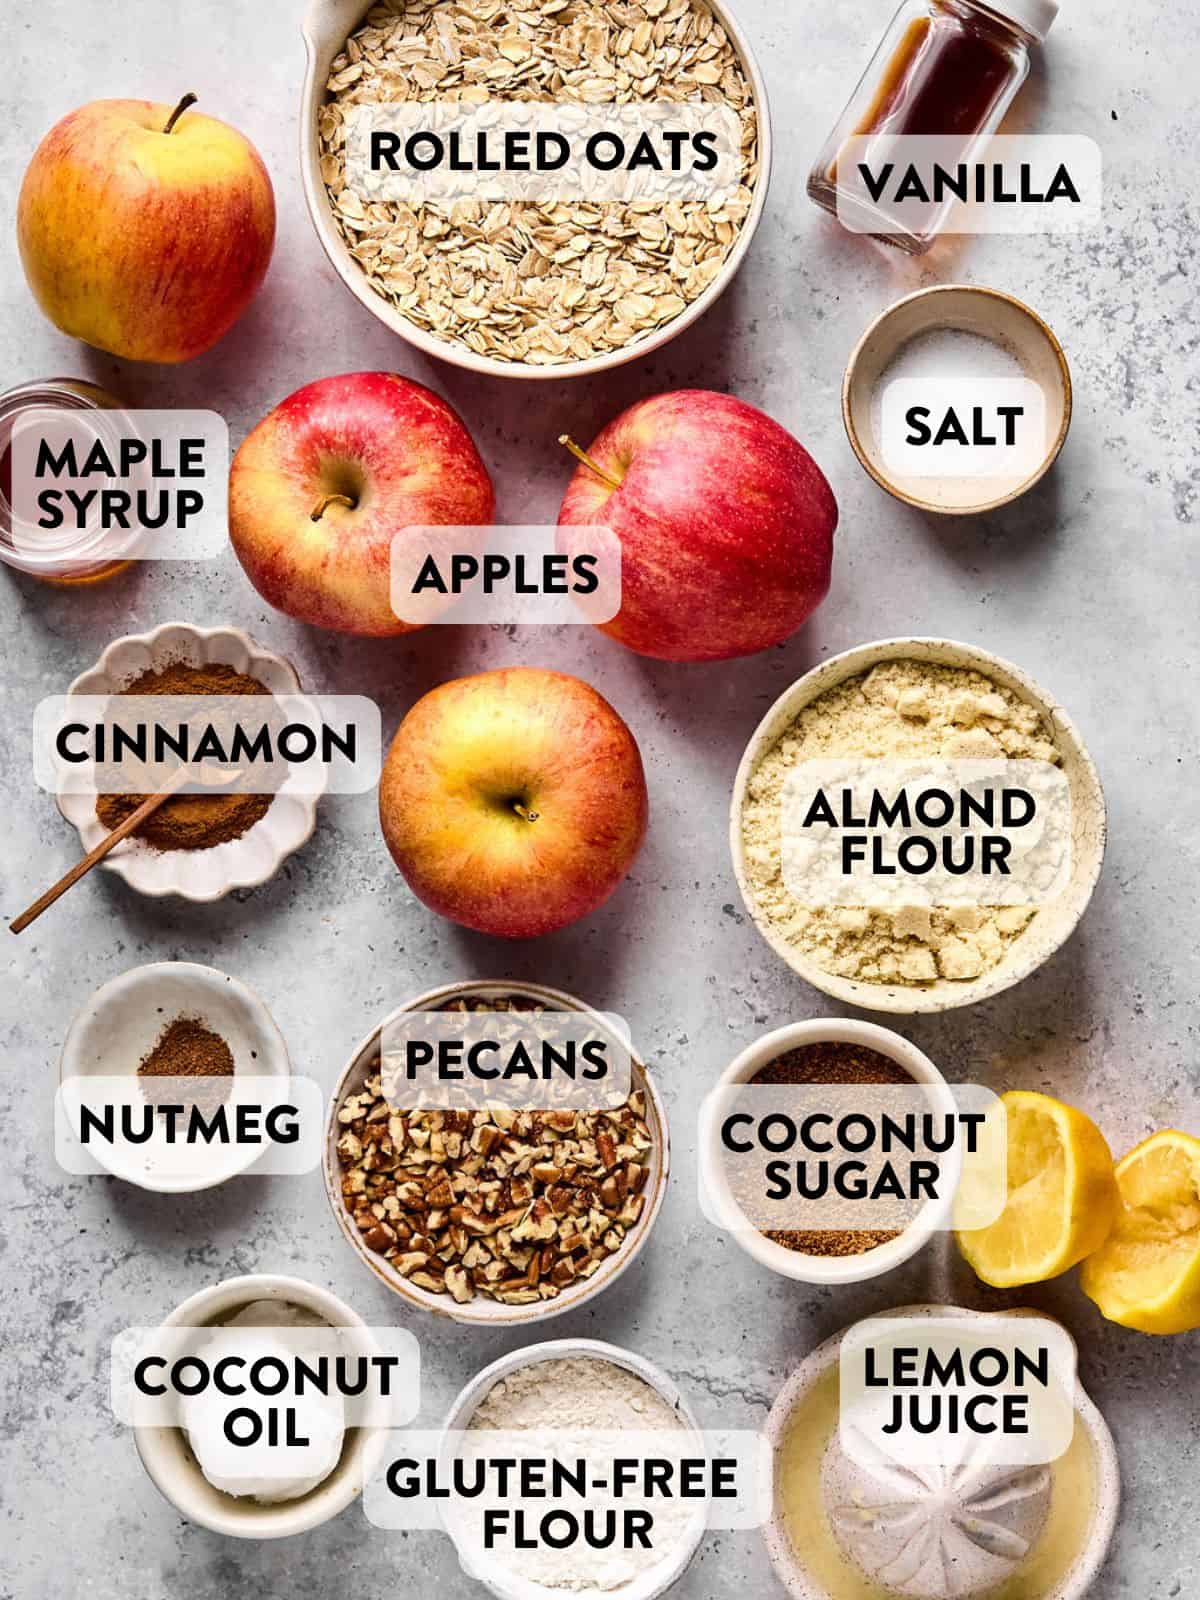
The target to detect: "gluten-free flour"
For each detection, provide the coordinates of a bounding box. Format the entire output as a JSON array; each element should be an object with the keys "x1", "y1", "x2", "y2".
[
  {"x1": 740, "y1": 659, "x2": 1063, "y2": 986},
  {"x1": 455, "y1": 1356, "x2": 701, "y2": 1591}
]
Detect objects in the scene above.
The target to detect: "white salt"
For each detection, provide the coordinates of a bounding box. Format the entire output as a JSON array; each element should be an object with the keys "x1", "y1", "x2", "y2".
[{"x1": 870, "y1": 327, "x2": 1026, "y2": 441}]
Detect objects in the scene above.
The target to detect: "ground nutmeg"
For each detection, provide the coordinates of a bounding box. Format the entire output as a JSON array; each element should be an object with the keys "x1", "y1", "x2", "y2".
[{"x1": 136, "y1": 1014, "x2": 236, "y2": 1110}]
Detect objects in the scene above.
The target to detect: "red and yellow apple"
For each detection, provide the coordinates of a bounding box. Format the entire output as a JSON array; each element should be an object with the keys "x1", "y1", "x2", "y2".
[
  {"x1": 17, "y1": 95, "x2": 275, "y2": 364},
  {"x1": 557, "y1": 390, "x2": 838, "y2": 662},
  {"x1": 379, "y1": 667, "x2": 648, "y2": 938},
  {"x1": 229, "y1": 371, "x2": 495, "y2": 636}
]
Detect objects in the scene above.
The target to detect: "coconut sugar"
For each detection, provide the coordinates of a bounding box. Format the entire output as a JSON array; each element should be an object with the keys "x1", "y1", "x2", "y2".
[{"x1": 740, "y1": 659, "x2": 1062, "y2": 986}]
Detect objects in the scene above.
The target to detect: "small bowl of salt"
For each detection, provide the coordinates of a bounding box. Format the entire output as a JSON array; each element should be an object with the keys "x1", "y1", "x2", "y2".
[{"x1": 843, "y1": 284, "x2": 1072, "y2": 515}]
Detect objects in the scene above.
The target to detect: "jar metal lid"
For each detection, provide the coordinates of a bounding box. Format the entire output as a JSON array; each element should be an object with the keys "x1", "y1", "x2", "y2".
[{"x1": 978, "y1": 0, "x2": 1060, "y2": 41}]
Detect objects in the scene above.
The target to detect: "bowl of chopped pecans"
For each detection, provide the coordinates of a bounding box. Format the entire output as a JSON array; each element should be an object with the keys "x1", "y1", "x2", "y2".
[
  {"x1": 300, "y1": 0, "x2": 770, "y2": 377},
  {"x1": 323, "y1": 980, "x2": 669, "y2": 1325}
]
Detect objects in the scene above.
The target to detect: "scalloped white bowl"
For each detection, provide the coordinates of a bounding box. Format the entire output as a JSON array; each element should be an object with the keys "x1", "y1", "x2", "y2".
[{"x1": 57, "y1": 623, "x2": 320, "y2": 902}]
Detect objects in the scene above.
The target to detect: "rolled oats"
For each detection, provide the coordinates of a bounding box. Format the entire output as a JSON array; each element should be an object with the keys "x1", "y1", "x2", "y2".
[{"x1": 318, "y1": 0, "x2": 759, "y2": 365}]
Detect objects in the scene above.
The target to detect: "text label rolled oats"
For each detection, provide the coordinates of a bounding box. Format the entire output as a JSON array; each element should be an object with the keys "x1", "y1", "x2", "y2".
[{"x1": 346, "y1": 101, "x2": 742, "y2": 204}]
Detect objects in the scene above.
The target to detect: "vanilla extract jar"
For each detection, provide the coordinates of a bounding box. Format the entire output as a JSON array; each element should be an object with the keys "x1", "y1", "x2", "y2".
[{"x1": 808, "y1": 0, "x2": 1059, "y2": 254}]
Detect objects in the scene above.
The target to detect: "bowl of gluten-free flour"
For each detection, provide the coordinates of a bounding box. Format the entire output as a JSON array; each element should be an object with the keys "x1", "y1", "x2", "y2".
[
  {"x1": 441, "y1": 1339, "x2": 707, "y2": 1600},
  {"x1": 729, "y1": 638, "x2": 1106, "y2": 1014},
  {"x1": 300, "y1": 0, "x2": 771, "y2": 378}
]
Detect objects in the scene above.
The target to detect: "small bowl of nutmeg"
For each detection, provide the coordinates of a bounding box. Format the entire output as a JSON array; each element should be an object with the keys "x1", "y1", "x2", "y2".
[{"x1": 323, "y1": 980, "x2": 670, "y2": 1326}]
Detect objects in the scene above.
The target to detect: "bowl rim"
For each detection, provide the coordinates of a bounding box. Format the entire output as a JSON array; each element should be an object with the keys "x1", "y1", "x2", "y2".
[
  {"x1": 55, "y1": 620, "x2": 320, "y2": 902},
  {"x1": 132, "y1": 1272, "x2": 390, "y2": 1540},
  {"x1": 57, "y1": 959, "x2": 292, "y2": 1193},
  {"x1": 841, "y1": 283, "x2": 1074, "y2": 516},
  {"x1": 298, "y1": 0, "x2": 774, "y2": 380},
  {"x1": 322, "y1": 979, "x2": 671, "y2": 1326},
  {"x1": 728, "y1": 635, "x2": 1107, "y2": 1015},
  {"x1": 698, "y1": 1017, "x2": 957, "y2": 1285},
  {"x1": 441, "y1": 1336, "x2": 707, "y2": 1600},
  {"x1": 760, "y1": 1303, "x2": 1121, "y2": 1600}
]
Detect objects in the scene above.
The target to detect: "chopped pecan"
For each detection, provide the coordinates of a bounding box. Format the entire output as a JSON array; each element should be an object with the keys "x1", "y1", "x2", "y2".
[
  {"x1": 362, "y1": 1222, "x2": 396, "y2": 1253},
  {"x1": 445, "y1": 1266, "x2": 474, "y2": 1304}
]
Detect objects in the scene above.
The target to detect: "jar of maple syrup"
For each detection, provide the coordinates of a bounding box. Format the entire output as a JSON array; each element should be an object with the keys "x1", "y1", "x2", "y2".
[
  {"x1": 808, "y1": 0, "x2": 1059, "y2": 254},
  {"x1": 0, "y1": 378, "x2": 136, "y2": 583}
]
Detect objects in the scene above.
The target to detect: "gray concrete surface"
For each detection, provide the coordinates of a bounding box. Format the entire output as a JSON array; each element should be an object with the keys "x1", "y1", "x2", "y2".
[{"x1": 2, "y1": 1, "x2": 1198, "y2": 1595}]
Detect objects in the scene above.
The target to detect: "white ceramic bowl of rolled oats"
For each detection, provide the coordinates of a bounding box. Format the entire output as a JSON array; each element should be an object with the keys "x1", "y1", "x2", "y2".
[
  {"x1": 729, "y1": 638, "x2": 1107, "y2": 1015},
  {"x1": 301, "y1": 0, "x2": 770, "y2": 377}
]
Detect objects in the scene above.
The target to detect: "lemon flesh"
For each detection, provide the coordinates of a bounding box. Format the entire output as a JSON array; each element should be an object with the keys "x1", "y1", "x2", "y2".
[
  {"x1": 957, "y1": 1090, "x2": 1119, "y2": 1289},
  {"x1": 1080, "y1": 1131, "x2": 1200, "y2": 1335}
]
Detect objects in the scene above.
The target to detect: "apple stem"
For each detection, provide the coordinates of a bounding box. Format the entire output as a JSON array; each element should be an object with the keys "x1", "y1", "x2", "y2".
[
  {"x1": 558, "y1": 434, "x2": 622, "y2": 493},
  {"x1": 513, "y1": 802, "x2": 540, "y2": 823},
  {"x1": 163, "y1": 93, "x2": 198, "y2": 136},
  {"x1": 310, "y1": 492, "x2": 356, "y2": 522}
]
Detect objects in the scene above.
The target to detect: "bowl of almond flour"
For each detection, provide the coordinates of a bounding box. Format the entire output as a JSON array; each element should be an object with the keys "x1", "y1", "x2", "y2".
[
  {"x1": 301, "y1": 0, "x2": 768, "y2": 377},
  {"x1": 730, "y1": 638, "x2": 1107, "y2": 1014}
]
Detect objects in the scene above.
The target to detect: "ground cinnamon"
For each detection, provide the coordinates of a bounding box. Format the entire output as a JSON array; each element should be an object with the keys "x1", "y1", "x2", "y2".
[
  {"x1": 752, "y1": 1041, "x2": 914, "y2": 1259},
  {"x1": 95, "y1": 661, "x2": 274, "y2": 850}
]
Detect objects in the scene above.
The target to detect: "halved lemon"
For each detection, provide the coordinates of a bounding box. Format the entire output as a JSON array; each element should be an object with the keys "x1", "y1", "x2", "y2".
[
  {"x1": 1080, "y1": 1130, "x2": 1200, "y2": 1334},
  {"x1": 956, "y1": 1090, "x2": 1119, "y2": 1289}
]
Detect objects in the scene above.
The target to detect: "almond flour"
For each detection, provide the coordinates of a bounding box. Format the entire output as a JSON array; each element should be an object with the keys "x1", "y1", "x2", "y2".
[
  {"x1": 317, "y1": 0, "x2": 758, "y2": 365},
  {"x1": 740, "y1": 659, "x2": 1062, "y2": 986}
]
